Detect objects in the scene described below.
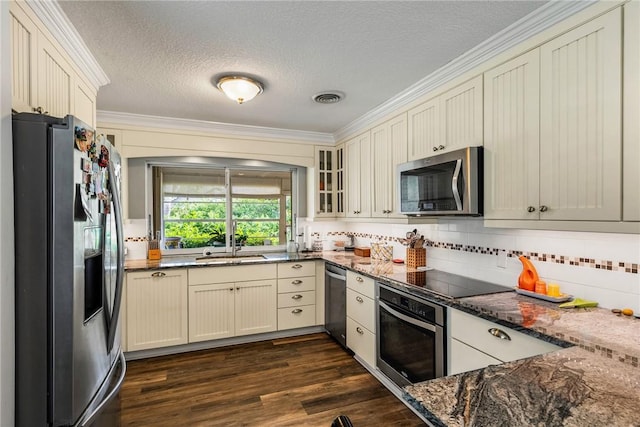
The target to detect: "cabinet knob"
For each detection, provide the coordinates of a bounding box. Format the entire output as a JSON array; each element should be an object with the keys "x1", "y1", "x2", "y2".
[
  {"x1": 356, "y1": 326, "x2": 364, "y2": 335},
  {"x1": 292, "y1": 308, "x2": 303, "y2": 314},
  {"x1": 488, "y1": 328, "x2": 511, "y2": 341},
  {"x1": 432, "y1": 146, "x2": 439, "y2": 152},
  {"x1": 527, "y1": 206, "x2": 536, "y2": 213},
  {"x1": 356, "y1": 277, "x2": 364, "y2": 283},
  {"x1": 292, "y1": 294, "x2": 303, "y2": 300},
  {"x1": 32, "y1": 106, "x2": 48, "y2": 115},
  {"x1": 292, "y1": 264, "x2": 303, "y2": 269},
  {"x1": 151, "y1": 271, "x2": 166, "y2": 278},
  {"x1": 291, "y1": 279, "x2": 303, "y2": 285},
  {"x1": 539, "y1": 205, "x2": 549, "y2": 212},
  {"x1": 236, "y1": 287, "x2": 240, "y2": 291},
  {"x1": 356, "y1": 296, "x2": 364, "y2": 303},
  {"x1": 438, "y1": 145, "x2": 445, "y2": 150}
]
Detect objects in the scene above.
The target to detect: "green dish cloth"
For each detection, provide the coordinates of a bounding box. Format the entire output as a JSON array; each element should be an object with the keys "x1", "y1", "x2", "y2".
[{"x1": 558, "y1": 298, "x2": 598, "y2": 308}]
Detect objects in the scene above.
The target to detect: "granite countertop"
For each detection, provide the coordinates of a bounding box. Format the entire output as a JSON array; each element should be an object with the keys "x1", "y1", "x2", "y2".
[{"x1": 125, "y1": 251, "x2": 640, "y2": 426}]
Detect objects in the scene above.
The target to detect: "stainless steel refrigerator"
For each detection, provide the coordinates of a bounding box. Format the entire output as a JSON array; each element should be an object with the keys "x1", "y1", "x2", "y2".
[{"x1": 13, "y1": 113, "x2": 126, "y2": 426}]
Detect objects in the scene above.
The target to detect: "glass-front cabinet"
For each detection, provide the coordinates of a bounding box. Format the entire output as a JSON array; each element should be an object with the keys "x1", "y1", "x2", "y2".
[{"x1": 314, "y1": 146, "x2": 344, "y2": 217}]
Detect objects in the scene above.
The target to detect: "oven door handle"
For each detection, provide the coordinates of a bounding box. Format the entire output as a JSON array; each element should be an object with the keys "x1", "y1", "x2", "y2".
[
  {"x1": 326, "y1": 271, "x2": 346, "y2": 281},
  {"x1": 379, "y1": 301, "x2": 437, "y2": 333}
]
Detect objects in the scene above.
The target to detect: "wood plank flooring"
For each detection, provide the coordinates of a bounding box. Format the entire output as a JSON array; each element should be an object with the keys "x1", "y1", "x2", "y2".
[{"x1": 120, "y1": 333, "x2": 425, "y2": 426}]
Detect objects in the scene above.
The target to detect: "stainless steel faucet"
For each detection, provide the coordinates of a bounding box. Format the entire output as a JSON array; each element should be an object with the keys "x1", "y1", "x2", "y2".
[{"x1": 231, "y1": 220, "x2": 239, "y2": 256}]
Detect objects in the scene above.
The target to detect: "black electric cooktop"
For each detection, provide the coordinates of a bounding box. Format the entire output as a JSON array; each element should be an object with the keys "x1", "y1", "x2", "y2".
[{"x1": 404, "y1": 269, "x2": 511, "y2": 299}]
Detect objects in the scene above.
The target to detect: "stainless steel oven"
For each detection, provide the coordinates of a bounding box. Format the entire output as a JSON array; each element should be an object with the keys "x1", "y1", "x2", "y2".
[{"x1": 376, "y1": 283, "x2": 445, "y2": 387}]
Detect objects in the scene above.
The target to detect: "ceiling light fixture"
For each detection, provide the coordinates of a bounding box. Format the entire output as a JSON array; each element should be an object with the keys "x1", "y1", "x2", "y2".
[{"x1": 216, "y1": 76, "x2": 263, "y2": 104}]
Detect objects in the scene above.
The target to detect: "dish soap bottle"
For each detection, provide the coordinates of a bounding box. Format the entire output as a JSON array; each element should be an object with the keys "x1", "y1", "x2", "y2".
[{"x1": 518, "y1": 255, "x2": 539, "y2": 291}]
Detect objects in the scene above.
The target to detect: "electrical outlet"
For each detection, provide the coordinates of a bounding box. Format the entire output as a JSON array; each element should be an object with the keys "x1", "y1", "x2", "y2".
[{"x1": 497, "y1": 250, "x2": 507, "y2": 268}]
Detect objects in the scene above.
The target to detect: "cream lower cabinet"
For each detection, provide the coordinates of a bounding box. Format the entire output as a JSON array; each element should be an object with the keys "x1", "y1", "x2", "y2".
[
  {"x1": 346, "y1": 271, "x2": 376, "y2": 368},
  {"x1": 188, "y1": 264, "x2": 277, "y2": 343},
  {"x1": 484, "y1": 9, "x2": 622, "y2": 222},
  {"x1": 277, "y1": 261, "x2": 317, "y2": 330},
  {"x1": 126, "y1": 269, "x2": 188, "y2": 352},
  {"x1": 448, "y1": 308, "x2": 560, "y2": 375}
]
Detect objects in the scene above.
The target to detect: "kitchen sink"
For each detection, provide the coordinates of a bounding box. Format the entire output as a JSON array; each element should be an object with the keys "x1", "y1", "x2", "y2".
[{"x1": 195, "y1": 254, "x2": 267, "y2": 264}]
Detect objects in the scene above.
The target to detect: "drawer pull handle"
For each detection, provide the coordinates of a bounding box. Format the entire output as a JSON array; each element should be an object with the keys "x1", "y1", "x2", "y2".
[
  {"x1": 488, "y1": 328, "x2": 511, "y2": 341},
  {"x1": 356, "y1": 296, "x2": 364, "y2": 303},
  {"x1": 356, "y1": 326, "x2": 364, "y2": 335},
  {"x1": 292, "y1": 264, "x2": 303, "y2": 269},
  {"x1": 292, "y1": 294, "x2": 303, "y2": 300},
  {"x1": 151, "y1": 272, "x2": 166, "y2": 278},
  {"x1": 292, "y1": 308, "x2": 303, "y2": 314},
  {"x1": 356, "y1": 277, "x2": 364, "y2": 283},
  {"x1": 292, "y1": 279, "x2": 303, "y2": 285}
]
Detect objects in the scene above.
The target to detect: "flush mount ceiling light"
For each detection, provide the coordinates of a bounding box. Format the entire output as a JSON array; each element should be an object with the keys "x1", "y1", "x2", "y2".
[{"x1": 216, "y1": 76, "x2": 263, "y2": 104}]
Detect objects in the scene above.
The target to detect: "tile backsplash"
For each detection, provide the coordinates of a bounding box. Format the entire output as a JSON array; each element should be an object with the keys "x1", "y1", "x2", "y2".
[{"x1": 299, "y1": 218, "x2": 640, "y2": 312}]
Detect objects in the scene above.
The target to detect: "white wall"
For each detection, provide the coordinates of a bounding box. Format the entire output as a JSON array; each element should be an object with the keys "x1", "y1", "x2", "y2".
[
  {"x1": 302, "y1": 218, "x2": 640, "y2": 312},
  {"x1": 0, "y1": 1, "x2": 15, "y2": 425}
]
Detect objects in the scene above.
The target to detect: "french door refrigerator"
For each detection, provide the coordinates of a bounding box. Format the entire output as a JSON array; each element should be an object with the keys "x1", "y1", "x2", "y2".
[{"x1": 13, "y1": 113, "x2": 126, "y2": 426}]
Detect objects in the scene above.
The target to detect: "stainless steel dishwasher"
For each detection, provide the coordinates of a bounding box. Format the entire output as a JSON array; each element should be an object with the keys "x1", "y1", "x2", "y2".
[{"x1": 325, "y1": 264, "x2": 347, "y2": 348}]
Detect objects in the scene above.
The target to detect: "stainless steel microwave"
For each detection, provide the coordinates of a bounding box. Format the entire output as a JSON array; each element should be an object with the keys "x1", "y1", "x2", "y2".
[{"x1": 397, "y1": 146, "x2": 482, "y2": 216}]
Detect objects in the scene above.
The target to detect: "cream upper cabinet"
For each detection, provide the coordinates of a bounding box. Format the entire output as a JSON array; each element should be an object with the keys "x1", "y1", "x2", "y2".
[
  {"x1": 484, "y1": 50, "x2": 541, "y2": 220},
  {"x1": 10, "y1": 2, "x2": 97, "y2": 126},
  {"x1": 126, "y1": 270, "x2": 189, "y2": 352},
  {"x1": 624, "y1": 1, "x2": 640, "y2": 222},
  {"x1": 440, "y1": 75, "x2": 483, "y2": 153},
  {"x1": 539, "y1": 8, "x2": 622, "y2": 221},
  {"x1": 345, "y1": 131, "x2": 371, "y2": 218},
  {"x1": 10, "y1": 3, "x2": 38, "y2": 113},
  {"x1": 408, "y1": 75, "x2": 482, "y2": 160},
  {"x1": 335, "y1": 144, "x2": 345, "y2": 217},
  {"x1": 314, "y1": 147, "x2": 336, "y2": 217},
  {"x1": 408, "y1": 97, "x2": 440, "y2": 160},
  {"x1": 485, "y1": 8, "x2": 622, "y2": 222},
  {"x1": 371, "y1": 113, "x2": 407, "y2": 218}
]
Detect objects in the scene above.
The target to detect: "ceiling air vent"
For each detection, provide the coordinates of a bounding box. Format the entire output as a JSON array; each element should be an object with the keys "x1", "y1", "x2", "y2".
[{"x1": 313, "y1": 92, "x2": 343, "y2": 104}]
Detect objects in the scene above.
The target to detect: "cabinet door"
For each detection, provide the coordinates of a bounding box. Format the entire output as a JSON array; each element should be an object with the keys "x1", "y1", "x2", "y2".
[
  {"x1": 74, "y1": 77, "x2": 96, "y2": 127},
  {"x1": 408, "y1": 97, "x2": 440, "y2": 160},
  {"x1": 370, "y1": 113, "x2": 408, "y2": 218},
  {"x1": 10, "y1": 3, "x2": 38, "y2": 113},
  {"x1": 315, "y1": 147, "x2": 335, "y2": 216},
  {"x1": 37, "y1": 35, "x2": 72, "y2": 119},
  {"x1": 345, "y1": 132, "x2": 371, "y2": 217},
  {"x1": 126, "y1": 270, "x2": 188, "y2": 351},
  {"x1": 539, "y1": 8, "x2": 622, "y2": 221},
  {"x1": 234, "y1": 279, "x2": 277, "y2": 336},
  {"x1": 484, "y1": 50, "x2": 541, "y2": 220},
  {"x1": 623, "y1": 1, "x2": 640, "y2": 221},
  {"x1": 188, "y1": 283, "x2": 235, "y2": 343},
  {"x1": 440, "y1": 75, "x2": 483, "y2": 153},
  {"x1": 335, "y1": 144, "x2": 345, "y2": 217}
]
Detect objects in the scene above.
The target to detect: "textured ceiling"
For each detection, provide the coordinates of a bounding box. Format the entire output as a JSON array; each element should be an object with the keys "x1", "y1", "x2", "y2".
[{"x1": 59, "y1": 1, "x2": 546, "y2": 134}]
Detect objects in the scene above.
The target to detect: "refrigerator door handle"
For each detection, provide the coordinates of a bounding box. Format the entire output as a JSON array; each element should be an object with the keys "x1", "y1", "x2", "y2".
[
  {"x1": 77, "y1": 351, "x2": 127, "y2": 427},
  {"x1": 106, "y1": 159, "x2": 124, "y2": 353}
]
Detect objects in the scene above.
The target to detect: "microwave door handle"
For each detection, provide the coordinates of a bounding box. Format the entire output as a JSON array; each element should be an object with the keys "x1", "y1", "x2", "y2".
[{"x1": 451, "y1": 159, "x2": 463, "y2": 211}]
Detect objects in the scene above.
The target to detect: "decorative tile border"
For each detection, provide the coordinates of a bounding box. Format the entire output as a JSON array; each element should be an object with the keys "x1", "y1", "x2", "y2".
[
  {"x1": 325, "y1": 231, "x2": 639, "y2": 275},
  {"x1": 125, "y1": 236, "x2": 148, "y2": 242}
]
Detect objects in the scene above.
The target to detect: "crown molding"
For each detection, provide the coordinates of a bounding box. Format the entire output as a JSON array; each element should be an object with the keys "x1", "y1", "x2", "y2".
[
  {"x1": 25, "y1": 0, "x2": 110, "y2": 90},
  {"x1": 333, "y1": 0, "x2": 597, "y2": 142},
  {"x1": 97, "y1": 110, "x2": 336, "y2": 145}
]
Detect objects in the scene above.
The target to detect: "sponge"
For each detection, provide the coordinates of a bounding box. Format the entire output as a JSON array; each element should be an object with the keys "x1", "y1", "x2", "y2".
[{"x1": 558, "y1": 298, "x2": 598, "y2": 308}]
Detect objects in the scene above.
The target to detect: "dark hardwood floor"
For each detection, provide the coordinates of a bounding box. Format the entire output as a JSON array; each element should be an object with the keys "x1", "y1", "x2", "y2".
[{"x1": 120, "y1": 333, "x2": 425, "y2": 426}]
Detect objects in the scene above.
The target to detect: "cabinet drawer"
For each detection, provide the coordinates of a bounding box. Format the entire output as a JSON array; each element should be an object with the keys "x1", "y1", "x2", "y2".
[
  {"x1": 346, "y1": 317, "x2": 376, "y2": 368},
  {"x1": 448, "y1": 338, "x2": 501, "y2": 375},
  {"x1": 277, "y1": 291, "x2": 316, "y2": 308},
  {"x1": 278, "y1": 305, "x2": 316, "y2": 330},
  {"x1": 346, "y1": 271, "x2": 375, "y2": 299},
  {"x1": 450, "y1": 309, "x2": 560, "y2": 362},
  {"x1": 277, "y1": 261, "x2": 316, "y2": 278},
  {"x1": 277, "y1": 276, "x2": 315, "y2": 293},
  {"x1": 346, "y1": 288, "x2": 375, "y2": 332},
  {"x1": 189, "y1": 264, "x2": 276, "y2": 285}
]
